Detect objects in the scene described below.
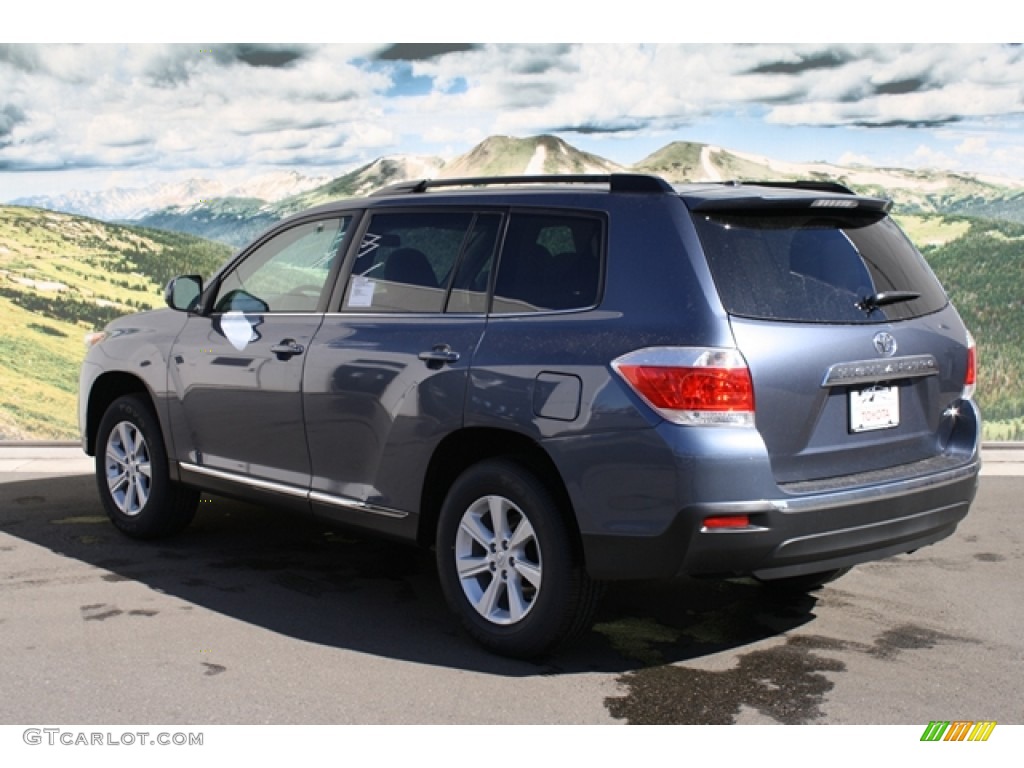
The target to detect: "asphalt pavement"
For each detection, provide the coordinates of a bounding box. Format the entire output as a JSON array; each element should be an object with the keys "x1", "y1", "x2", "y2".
[{"x1": 1, "y1": 441, "x2": 1021, "y2": 725}]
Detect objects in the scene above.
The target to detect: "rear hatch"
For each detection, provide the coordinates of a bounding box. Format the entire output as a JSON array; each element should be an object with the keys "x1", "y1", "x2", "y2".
[{"x1": 687, "y1": 189, "x2": 974, "y2": 485}]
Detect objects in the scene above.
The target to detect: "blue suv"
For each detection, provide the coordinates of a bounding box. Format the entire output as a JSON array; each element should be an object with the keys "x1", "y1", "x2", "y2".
[{"x1": 80, "y1": 175, "x2": 981, "y2": 657}]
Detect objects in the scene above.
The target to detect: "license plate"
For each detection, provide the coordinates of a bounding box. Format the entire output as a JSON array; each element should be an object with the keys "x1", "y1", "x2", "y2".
[{"x1": 849, "y1": 385, "x2": 899, "y2": 433}]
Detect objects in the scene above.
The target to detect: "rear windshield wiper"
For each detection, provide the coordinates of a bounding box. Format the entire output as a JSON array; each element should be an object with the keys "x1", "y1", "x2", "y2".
[{"x1": 857, "y1": 290, "x2": 921, "y2": 314}]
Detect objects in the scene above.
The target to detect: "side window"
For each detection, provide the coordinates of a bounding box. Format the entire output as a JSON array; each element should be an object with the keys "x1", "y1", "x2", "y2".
[
  {"x1": 492, "y1": 213, "x2": 603, "y2": 314},
  {"x1": 214, "y1": 217, "x2": 351, "y2": 313},
  {"x1": 343, "y1": 211, "x2": 476, "y2": 313},
  {"x1": 445, "y1": 213, "x2": 502, "y2": 313}
]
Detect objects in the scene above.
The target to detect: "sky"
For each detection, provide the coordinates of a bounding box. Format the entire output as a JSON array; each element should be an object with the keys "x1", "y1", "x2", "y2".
[{"x1": 3, "y1": 14, "x2": 1023, "y2": 201}]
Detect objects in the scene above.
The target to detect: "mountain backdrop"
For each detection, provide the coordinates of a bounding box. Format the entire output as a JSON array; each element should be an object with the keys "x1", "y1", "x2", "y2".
[
  {"x1": 2, "y1": 134, "x2": 1023, "y2": 440},
  {"x1": 17, "y1": 135, "x2": 1024, "y2": 247}
]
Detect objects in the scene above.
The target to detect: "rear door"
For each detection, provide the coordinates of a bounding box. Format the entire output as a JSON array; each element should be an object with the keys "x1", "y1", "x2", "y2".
[
  {"x1": 691, "y1": 203, "x2": 973, "y2": 484},
  {"x1": 302, "y1": 209, "x2": 502, "y2": 532}
]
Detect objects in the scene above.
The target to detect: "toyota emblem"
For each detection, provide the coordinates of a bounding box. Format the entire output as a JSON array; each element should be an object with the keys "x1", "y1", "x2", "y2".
[{"x1": 873, "y1": 332, "x2": 897, "y2": 357}]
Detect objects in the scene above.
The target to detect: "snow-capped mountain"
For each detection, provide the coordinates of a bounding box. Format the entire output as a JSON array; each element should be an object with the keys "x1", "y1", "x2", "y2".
[
  {"x1": 13, "y1": 170, "x2": 329, "y2": 221},
  {"x1": 13, "y1": 134, "x2": 1024, "y2": 247}
]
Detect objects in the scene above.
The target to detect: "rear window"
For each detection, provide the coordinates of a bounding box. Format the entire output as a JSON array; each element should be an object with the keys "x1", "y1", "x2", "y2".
[{"x1": 693, "y1": 211, "x2": 948, "y2": 323}]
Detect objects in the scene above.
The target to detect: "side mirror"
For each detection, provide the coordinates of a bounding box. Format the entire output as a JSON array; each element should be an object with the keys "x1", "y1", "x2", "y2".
[{"x1": 165, "y1": 275, "x2": 203, "y2": 312}]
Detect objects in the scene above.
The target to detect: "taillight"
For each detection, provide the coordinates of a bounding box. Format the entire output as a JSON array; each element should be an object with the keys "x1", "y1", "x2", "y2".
[
  {"x1": 612, "y1": 347, "x2": 755, "y2": 427},
  {"x1": 963, "y1": 331, "x2": 977, "y2": 400}
]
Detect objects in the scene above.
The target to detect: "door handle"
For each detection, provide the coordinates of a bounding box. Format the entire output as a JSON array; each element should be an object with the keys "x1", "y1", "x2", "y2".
[
  {"x1": 270, "y1": 339, "x2": 305, "y2": 359},
  {"x1": 418, "y1": 344, "x2": 460, "y2": 368}
]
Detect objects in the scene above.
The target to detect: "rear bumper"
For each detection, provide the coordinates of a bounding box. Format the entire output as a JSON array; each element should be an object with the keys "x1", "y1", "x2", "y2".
[
  {"x1": 685, "y1": 455, "x2": 978, "y2": 579},
  {"x1": 578, "y1": 448, "x2": 980, "y2": 581}
]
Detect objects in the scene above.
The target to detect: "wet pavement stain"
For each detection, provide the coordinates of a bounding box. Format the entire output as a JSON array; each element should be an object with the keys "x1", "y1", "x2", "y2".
[
  {"x1": 594, "y1": 617, "x2": 679, "y2": 667},
  {"x1": 201, "y1": 662, "x2": 226, "y2": 676},
  {"x1": 974, "y1": 552, "x2": 1005, "y2": 562},
  {"x1": 605, "y1": 634, "x2": 846, "y2": 724},
  {"x1": 72, "y1": 535, "x2": 106, "y2": 545},
  {"x1": 51, "y1": 515, "x2": 108, "y2": 525},
  {"x1": 867, "y1": 624, "x2": 974, "y2": 660},
  {"x1": 603, "y1": 621, "x2": 976, "y2": 724},
  {"x1": 80, "y1": 603, "x2": 160, "y2": 620},
  {"x1": 82, "y1": 605, "x2": 123, "y2": 621},
  {"x1": 273, "y1": 572, "x2": 325, "y2": 597}
]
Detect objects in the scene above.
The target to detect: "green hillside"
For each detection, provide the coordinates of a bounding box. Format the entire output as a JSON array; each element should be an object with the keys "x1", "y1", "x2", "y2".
[
  {"x1": 633, "y1": 142, "x2": 706, "y2": 178},
  {"x1": 0, "y1": 206, "x2": 231, "y2": 439},
  {"x1": 914, "y1": 216, "x2": 1024, "y2": 438}
]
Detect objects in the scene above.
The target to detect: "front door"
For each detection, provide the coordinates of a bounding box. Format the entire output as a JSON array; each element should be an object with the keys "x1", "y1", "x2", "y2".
[{"x1": 167, "y1": 216, "x2": 354, "y2": 498}]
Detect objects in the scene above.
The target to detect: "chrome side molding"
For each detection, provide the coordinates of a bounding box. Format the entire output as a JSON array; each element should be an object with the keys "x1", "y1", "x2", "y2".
[{"x1": 179, "y1": 462, "x2": 408, "y2": 519}]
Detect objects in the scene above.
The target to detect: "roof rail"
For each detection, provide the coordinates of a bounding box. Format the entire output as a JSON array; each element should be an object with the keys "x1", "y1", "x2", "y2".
[
  {"x1": 369, "y1": 173, "x2": 674, "y2": 197},
  {"x1": 723, "y1": 179, "x2": 857, "y2": 195}
]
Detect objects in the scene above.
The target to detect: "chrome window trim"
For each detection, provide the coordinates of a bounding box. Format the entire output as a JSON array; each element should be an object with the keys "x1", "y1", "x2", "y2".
[{"x1": 207, "y1": 311, "x2": 325, "y2": 318}]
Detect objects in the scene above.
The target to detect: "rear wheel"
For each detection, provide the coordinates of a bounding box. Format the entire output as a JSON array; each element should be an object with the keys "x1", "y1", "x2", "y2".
[
  {"x1": 95, "y1": 395, "x2": 199, "y2": 539},
  {"x1": 436, "y1": 459, "x2": 600, "y2": 658},
  {"x1": 755, "y1": 567, "x2": 851, "y2": 593}
]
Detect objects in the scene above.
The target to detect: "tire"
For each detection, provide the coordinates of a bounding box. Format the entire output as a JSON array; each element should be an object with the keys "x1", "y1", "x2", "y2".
[
  {"x1": 436, "y1": 459, "x2": 601, "y2": 659},
  {"x1": 755, "y1": 567, "x2": 851, "y2": 593},
  {"x1": 95, "y1": 395, "x2": 199, "y2": 539}
]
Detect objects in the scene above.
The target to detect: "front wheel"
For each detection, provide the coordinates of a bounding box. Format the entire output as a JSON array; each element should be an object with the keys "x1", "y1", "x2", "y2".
[
  {"x1": 436, "y1": 459, "x2": 600, "y2": 658},
  {"x1": 95, "y1": 395, "x2": 199, "y2": 539}
]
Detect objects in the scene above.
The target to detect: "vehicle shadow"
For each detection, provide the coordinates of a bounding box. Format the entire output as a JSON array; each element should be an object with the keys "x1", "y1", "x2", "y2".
[{"x1": 1, "y1": 473, "x2": 821, "y2": 677}]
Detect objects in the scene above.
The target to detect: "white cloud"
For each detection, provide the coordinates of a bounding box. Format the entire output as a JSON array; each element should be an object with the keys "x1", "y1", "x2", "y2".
[
  {"x1": 956, "y1": 137, "x2": 989, "y2": 156},
  {"x1": 3, "y1": 42, "x2": 1024, "y2": 191},
  {"x1": 0, "y1": 43, "x2": 394, "y2": 173}
]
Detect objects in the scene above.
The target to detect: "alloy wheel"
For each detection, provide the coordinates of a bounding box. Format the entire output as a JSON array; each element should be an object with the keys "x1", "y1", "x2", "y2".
[
  {"x1": 454, "y1": 494, "x2": 543, "y2": 625},
  {"x1": 104, "y1": 420, "x2": 152, "y2": 517}
]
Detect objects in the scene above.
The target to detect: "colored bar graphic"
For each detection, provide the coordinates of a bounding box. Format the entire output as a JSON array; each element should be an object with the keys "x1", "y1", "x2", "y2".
[
  {"x1": 968, "y1": 721, "x2": 997, "y2": 742},
  {"x1": 920, "y1": 720, "x2": 996, "y2": 742},
  {"x1": 945, "y1": 721, "x2": 973, "y2": 741},
  {"x1": 921, "y1": 721, "x2": 949, "y2": 741}
]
